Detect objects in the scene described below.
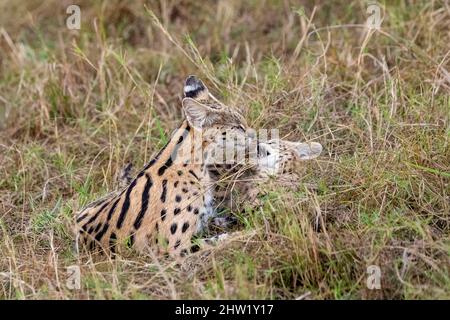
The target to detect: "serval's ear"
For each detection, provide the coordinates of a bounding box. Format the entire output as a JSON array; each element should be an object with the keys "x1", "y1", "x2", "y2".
[
  {"x1": 184, "y1": 75, "x2": 209, "y2": 102},
  {"x1": 295, "y1": 142, "x2": 322, "y2": 160},
  {"x1": 182, "y1": 98, "x2": 218, "y2": 128}
]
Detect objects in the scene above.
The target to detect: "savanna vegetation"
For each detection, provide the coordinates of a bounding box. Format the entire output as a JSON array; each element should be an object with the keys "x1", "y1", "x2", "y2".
[{"x1": 0, "y1": 0, "x2": 449, "y2": 299}]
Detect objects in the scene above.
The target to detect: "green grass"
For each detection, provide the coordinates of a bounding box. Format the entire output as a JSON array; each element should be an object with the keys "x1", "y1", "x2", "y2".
[{"x1": 0, "y1": 0, "x2": 449, "y2": 299}]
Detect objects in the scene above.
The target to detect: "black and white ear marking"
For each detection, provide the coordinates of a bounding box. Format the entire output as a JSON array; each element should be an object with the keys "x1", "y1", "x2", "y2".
[{"x1": 184, "y1": 75, "x2": 209, "y2": 101}]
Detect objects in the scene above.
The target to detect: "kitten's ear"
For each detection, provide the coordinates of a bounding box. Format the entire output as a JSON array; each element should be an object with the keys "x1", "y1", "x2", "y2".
[
  {"x1": 295, "y1": 142, "x2": 322, "y2": 160},
  {"x1": 184, "y1": 75, "x2": 209, "y2": 101},
  {"x1": 182, "y1": 98, "x2": 217, "y2": 128}
]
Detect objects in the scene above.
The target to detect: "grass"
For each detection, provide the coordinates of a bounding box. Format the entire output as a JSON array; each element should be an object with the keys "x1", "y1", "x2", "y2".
[{"x1": 0, "y1": 0, "x2": 449, "y2": 299}]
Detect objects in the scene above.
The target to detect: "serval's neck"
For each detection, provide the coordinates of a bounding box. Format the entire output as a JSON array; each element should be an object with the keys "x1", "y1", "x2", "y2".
[{"x1": 142, "y1": 120, "x2": 208, "y2": 181}]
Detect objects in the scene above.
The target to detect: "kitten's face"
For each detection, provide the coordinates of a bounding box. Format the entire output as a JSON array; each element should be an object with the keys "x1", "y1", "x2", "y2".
[{"x1": 257, "y1": 139, "x2": 322, "y2": 175}]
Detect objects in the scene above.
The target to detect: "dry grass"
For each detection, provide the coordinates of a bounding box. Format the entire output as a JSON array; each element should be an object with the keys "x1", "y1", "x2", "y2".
[{"x1": 0, "y1": 0, "x2": 449, "y2": 299}]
